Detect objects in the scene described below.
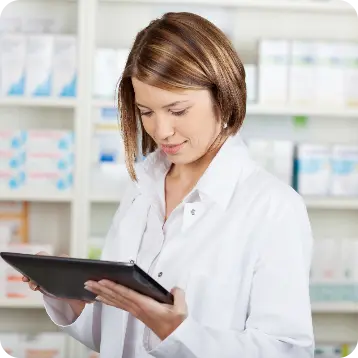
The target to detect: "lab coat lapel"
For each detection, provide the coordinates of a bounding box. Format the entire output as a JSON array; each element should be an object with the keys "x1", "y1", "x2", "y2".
[{"x1": 117, "y1": 193, "x2": 151, "y2": 263}]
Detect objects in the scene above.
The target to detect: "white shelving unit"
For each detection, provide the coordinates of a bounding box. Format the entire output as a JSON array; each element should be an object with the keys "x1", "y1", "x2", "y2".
[{"x1": 0, "y1": 0, "x2": 358, "y2": 356}]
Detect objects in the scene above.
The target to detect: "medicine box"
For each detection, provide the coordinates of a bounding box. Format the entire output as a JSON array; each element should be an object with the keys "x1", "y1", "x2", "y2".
[
  {"x1": 315, "y1": 42, "x2": 344, "y2": 106},
  {"x1": 26, "y1": 130, "x2": 74, "y2": 153},
  {"x1": 20, "y1": 333, "x2": 67, "y2": 358},
  {"x1": 296, "y1": 144, "x2": 331, "y2": 196},
  {"x1": 25, "y1": 35, "x2": 54, "y2": 97},
  {"x1": 258, "y1": 39, "x2": 289, "y2": 104},
  {"x1": 342, "y1": 42, "x2": 358, "y2": 107},
  {"x1": 0, "y1": 34, "x2": 26, "y2": 96},
  {"x1": 93, "y1": 48, "x2": 121, "y2": 99},
  {"x1": 330, "y1": 144, "x2": 358, "y2": 197},
  {"x1": 288, "y1": 41, "x2": 317, "y2": 105},
  {"x1": 0, "y1": 130, "x2": 27, "y2": 151},
  {"x1": 53, "y1": 35, "x2": 77, "y2": 97}
]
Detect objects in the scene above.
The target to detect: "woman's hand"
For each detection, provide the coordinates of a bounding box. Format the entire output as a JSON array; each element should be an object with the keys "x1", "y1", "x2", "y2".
[
  {"x1": 23, "y1": 251, "x2": 89, "y2": 317},
  {"x1": 84, "y1": 279, "x2": 188, "y2": 341}
]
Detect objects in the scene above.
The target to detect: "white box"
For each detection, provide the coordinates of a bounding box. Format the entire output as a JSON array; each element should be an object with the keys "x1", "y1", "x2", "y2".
[
  {"x1": 296, "y1": 144, "x2": 331, "y2": 196},
  {"x1": 0, "y1": 34, "x2": 26, "y2": 96},
  {"x1": 20, "y1": 333, "x2": 66, "y2": 358},
  {"x1": 0, "y1": 149, "x2": 26, "y2": 170},
  {"x1": 315, "y1": 42, "x2": 344, "y2": 106},
  {"x1": 53, "y1": 35, "x2": 77, "y2": 97},
  {"x1": 93, "y1": 48, "x2": 121, "y2": 99},
  {"x1": 26, "y1": 130, "x2": 74, "y2": 153},
  {"x1": 288, "y1": 41, "x2": 317, "y2": 105},
  {"x1": 93, "y1": 129, "x2": 124, "y2": 165},
  {"x1": 0, "y1": 130, "x2": 27, "y2": 150},
  {"x1": 27, "y1": 171, "x2": 73, "y2": 191},
  {"x1": 271, "y1": 140, "x2": 294, "y2": 186},
  {"x1": 26, "y1": 152, "x2": 74, "y2": 173},
  {"x1": 258, "y1": 40, "x2": 289, "y2": 104},
  {"x1": 244, "y1": 64, "x2": 257, "y2": 103},
  {"x1": 0, "y1": 169, "x2": 26, "y2": 190},
  {"x1": 25, "y1": 35, "x2": 54, "y2": 97},
  {"x1": 311, "y1": 239, "x2": 342, "y2": 283},
  {"x1": 247, "y1": 139, "x2": 293, "y2": 186},
  {"x1": 0, "y1": 333, "x2": 21, "y2": 357},
  {"x1": 342, "y1": 42, "x2": 358, "y2": 107},
  {"x1": 330, "y1": 144, "x2": 358, "y2": 196}
]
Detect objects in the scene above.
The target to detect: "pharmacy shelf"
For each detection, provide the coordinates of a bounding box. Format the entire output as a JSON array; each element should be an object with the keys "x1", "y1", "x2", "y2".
[
  {"x1": 92, "y1": 99, "x2": 117, "y2": 108},
  {"x1": 93, "y1": 100, "x2": 358, "y2": 118},
  {"x1": 90, "y1": 192, "x2": 124, "y2": 203},
  {"x1": 246, "y1": 104, "x2": 358, "y2": 118},
  {"x1": 0, "y1": 298, "x2": 44, "y2": 309},
  {"x1": 304, "y1": 198, "x2": 358, "y2": 210},
  {"x1": 101, "y1": 0, "x2": 355, "y2": 14},
  {"x1": 0, "y1": 97, "x2": 77, "y2": 109},
  {"x1": 311, "y1": 302, "x2": 358, "y2": 314},
  {"x1": 0, "y1": 189, "x2": 73, "y2": 203}
]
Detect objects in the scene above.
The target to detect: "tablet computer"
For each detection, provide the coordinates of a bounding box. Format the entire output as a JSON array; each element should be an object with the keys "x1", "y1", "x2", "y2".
[{"x1": 0, "y1": 252, "x2": 174, "y2": 305}]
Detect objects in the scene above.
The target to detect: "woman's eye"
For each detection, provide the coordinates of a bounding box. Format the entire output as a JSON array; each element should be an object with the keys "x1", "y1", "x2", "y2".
[
  {"x1": 140, "y1": 111, "x2": 153, "y2": 117},
  {"x1": 171, "y1": 109, "x2": 187, "y2": 117}
]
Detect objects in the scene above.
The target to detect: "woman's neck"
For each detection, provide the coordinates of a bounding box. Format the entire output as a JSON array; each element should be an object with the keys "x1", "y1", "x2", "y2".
[{"x1": 167, "y1": 135, "x2": 227, "y2": 186}]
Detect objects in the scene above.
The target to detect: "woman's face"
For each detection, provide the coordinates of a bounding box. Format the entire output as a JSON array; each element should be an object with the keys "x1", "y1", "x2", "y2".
[{"x1": 132, "y1": 77, "x2": 222, "y2": 164}]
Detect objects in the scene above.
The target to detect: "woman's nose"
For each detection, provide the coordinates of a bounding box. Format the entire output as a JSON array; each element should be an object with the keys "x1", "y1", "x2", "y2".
[{"x1": 154, "y1": 117, "x2": 175, "y2": 141}]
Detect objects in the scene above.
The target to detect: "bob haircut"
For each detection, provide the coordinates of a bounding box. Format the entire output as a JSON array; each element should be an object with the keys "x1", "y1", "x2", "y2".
[{"x1": 118, "y1": 12, "x2": 247, "y2": 180}]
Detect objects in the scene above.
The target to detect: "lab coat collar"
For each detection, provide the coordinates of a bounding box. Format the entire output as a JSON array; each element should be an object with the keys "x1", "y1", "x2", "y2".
[{"x1": 135, "y1": 133, "x2": 252, "y2": 210}]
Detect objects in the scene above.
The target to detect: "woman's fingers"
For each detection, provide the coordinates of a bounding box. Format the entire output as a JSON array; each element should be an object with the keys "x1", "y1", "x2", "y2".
[{"x1": 29, "y1": 281, "x2": 39, "y2": 291}]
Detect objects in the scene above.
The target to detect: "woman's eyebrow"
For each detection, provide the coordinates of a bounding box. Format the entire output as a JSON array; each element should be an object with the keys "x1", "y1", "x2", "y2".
[{"x1": 136, "y1": 100, "x2": 189, "y2": 109}]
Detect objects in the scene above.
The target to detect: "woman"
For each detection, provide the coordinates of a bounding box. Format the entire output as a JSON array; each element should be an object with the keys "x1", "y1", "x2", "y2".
[{"x1": 26, "y1": 12, "x2": 314, "y2": 358}]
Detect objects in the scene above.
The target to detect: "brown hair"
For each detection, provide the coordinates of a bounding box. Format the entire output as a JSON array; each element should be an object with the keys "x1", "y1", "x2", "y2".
[{"x1": 118, "y1": 12, "x2": 247, "y2": 181}]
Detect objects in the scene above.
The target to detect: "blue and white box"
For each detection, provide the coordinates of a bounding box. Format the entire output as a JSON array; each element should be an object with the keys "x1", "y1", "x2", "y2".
[
  {"x1": 0, "y1": 34, "x2": 26, "y2": 96},
  {"x1": 296, "y1": 144, "x2": 331, "y2": 196},
  {"x1": 25, "y1": 35, "x2": 53, "y2": 97},
  {"x1": 26, "y1": 130, "x2": 74, "y2": 152},
  {"x1": 53, "y1": 35, "x2": 77, "y2": 97},
  {"x1": 331, "y1": 145, "x2": 358, "y2": 196},
  {"x1": 0, "y1": 130, "x2": 27, "y2": 151}
]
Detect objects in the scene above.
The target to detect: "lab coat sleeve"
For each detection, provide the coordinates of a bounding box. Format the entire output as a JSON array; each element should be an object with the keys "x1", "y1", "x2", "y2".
[
  {"x1": 42, "y1": 179, "x2": 138, "y2": 352},
  {"x1": 149, "y1": 193, "x2": 314, "y2": 358}
]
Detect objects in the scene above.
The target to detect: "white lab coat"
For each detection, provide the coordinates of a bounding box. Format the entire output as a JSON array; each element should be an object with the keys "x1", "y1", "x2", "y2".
[{"x1": 43, "y1": 135, "x2": 314, "y2": 358}]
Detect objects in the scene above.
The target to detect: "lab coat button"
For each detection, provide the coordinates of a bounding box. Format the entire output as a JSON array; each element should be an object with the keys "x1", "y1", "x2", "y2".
[
  {"x1": 130, "y1": 260, "x2": 135, "y2": 264},
  {"x1": 158, "y1": 272, "x2": 163, "y2": 277},
  {"x1": 191, "y1": 209, "x2": 196, "y2": 215}
]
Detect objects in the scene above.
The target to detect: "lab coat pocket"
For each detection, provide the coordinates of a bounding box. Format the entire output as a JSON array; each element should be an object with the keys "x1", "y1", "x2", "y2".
[{"x1": 185, "y1": 274, "x2": 235, "y2": 329}]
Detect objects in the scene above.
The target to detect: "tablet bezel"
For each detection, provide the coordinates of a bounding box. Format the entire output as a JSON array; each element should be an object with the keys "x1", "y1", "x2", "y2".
[{"x1": 0, "y1": 252, "x2": 174, "y2": 305}]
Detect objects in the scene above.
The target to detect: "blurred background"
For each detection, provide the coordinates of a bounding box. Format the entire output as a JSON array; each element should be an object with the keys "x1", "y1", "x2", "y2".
[{"x1": 0, "y1": 0, "x2": 357, "y2": 357}]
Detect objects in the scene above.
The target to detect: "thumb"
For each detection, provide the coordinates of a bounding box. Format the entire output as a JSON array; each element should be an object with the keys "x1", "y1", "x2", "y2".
[{"x1": 171, "y1": 287, "x2": 187, "y2": 310}]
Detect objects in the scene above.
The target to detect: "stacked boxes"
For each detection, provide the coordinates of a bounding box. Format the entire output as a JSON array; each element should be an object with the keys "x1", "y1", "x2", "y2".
[
  {"x1": 310, "y1": 238, "x2": 358, "y2": 303},
  {"x1": 296, "y1": 144, "x2": 358, "y2": 197},
  {"x1": 0, "y1": 130, "x2": 74, "y2": 192},
  {"x1": 0, "y1": 130, "x2": 27, "y2": 190},
  {"x1": 258, "y1": 39, "x2": 358, "y2": 107},
  {"x1": 0, "y1": 333, "x2": 67, "y2": 358},
  {"x1": 0, "y1": 33, "x2": 77, "y2": 98},
  {"x1": 26, "y1": 130, "x2": 74, "y2": 192}
]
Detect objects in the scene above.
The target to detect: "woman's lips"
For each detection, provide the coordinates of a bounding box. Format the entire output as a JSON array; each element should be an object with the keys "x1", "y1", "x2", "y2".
[{"x1": 161, "y1": 142, "x2": 185, "y2": 155}]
